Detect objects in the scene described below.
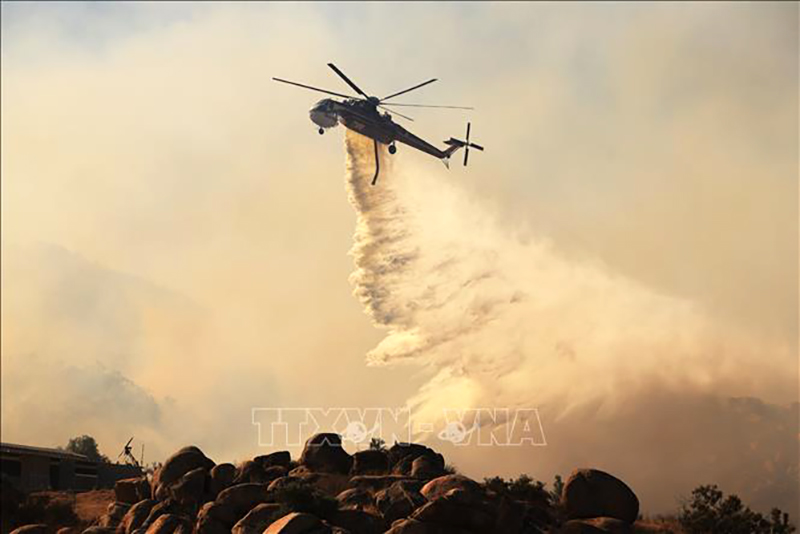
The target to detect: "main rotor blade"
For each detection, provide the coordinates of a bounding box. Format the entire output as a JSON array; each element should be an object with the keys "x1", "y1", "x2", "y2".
[
  {"x1": 378, "y1": 104, "x2": 414, "y2": 122},
  {"x1": 273, "y1": 77, "x2": 355, "y2": 99},
  {"x1": 382, "y1": 78, "x2": 437, "y2": 101},
  {"x1": 380, "y1": 102, "x2": 474, "y2": 110},
  {"x1": 327, "y1": 63, "x2": 369, "y2": 98},
  {"x1": 464, "y1": 147, "x2": 469, "y2": 167}
]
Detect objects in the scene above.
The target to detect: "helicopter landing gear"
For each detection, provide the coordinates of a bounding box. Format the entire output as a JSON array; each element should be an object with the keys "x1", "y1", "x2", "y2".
[
  {"x1": 388, "y1": 143, "x2": 397, "y2": 155},
  {"x1": 318, "y1": 128, "x2": 325, "y2": 135}
]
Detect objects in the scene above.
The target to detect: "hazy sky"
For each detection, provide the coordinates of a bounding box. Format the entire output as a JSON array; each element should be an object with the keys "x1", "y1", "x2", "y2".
[{"x1": 1, "y1": 1, "x2": 797, "y2": 515}]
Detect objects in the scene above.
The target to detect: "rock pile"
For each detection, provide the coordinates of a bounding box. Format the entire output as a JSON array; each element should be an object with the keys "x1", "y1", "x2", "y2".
[{"x1": 9, "y1": 433, "x2": 656, "y2": 534}]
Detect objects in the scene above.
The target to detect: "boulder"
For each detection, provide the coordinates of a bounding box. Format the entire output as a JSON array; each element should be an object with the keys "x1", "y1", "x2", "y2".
[
  {"x1": 233, "y1": 461, "x2": 267, "y2": 485},
  {"x1": 491, "y1": 495, "x2": 526, "y2": 534},
  {"x1": 195, "y1": 512, "x2": 230, "y2": 534},
  {"x1": 139, "y1": 500, "x2": 185, "y2": 531},
  {"x1": 299, "y1": 434, "x2": 353, "y2": 475},
  {"x1": 349, "y1": 475, "x2": 419, "y2": 492},
  {"x1": 209, "y1": 463, "x2": 237, "y2": 495},
  {"x1": 410, "y1": 489, "x2": 494, "y2": 532},
  {"x1": 559, "y1": 520, "x2": 608, "y2": 534},
  {"x1": 410, "y1": 457, "x2": 444, "y2": 480},
  {"x1": 375, "y1": 481, "x2": 427, "y2": 523},
  {"x1": 98, "y1": 501, "x2": 130, "y2": 527},
  {"x1": 153, "y1": 446, "x2": 214, "y2": 498},
  {"x1": 283, "y1": 469, "x2": 351, "y2": 497},
  {"x1": 254, "y1": 451, "x2": 292, "y2": 469},
  {"x1": 170, "y1": 467, "x2": 208, "y2": 504},
  {"x1": 387, "y1": 444, "x2": 444, "y2": 475},
  {"x1": 264, "y1": 465, "x2": 289, "y2": 480},
  {"x1": 268, "y1": 476, "x2": 296, "y2": 492},
  {"x1": 350, "y1": 450, "x2": 389, "y2": 475},
  {"x1": 119, "y1": 499, "x2": 157, "y2": 534},
  {"x1": 231, "y1": 503, "x2": 282, "y2": 534},
  {"x1": 335, "y1": 488, "x2": 374, "y2": 510},
  {"x1": 197, "y1": 501, "x2": 238, "y2": 529},
  {"x1": 562, "y1": 469, "x2": 639, "y2": 524},
  {"x1": 383, "y1": 519, "x2": 471, "y2": 534},
  {"x1": 579, "y1": 517, "x2": 632, "y2": 533},
  {"x1": 214, "y1": 483, "x2": 271, "y2": 523},
  {"x1": 10, "y1": 526, "x2": 49, "y2": 534},
  {"x1": 419, "y1": 475, "x2": 482, "y2": 502},
  {"x1": 329, "y1": 509, "x2": 387, "y2": 534},
  {"x1": 115, "y1": 478, "x2": 150, "y2": 504},
  {"x1": 263, "y1": 512, "x2": 330, "y2": 534},
  {"x1": 143, "y1": 514, "x2": 191, "y2": 534}
]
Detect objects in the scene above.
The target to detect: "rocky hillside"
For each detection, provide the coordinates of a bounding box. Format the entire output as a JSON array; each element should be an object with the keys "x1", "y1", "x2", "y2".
[{"x1": 5, "y1": 433, "x2": 676, "y2": 533}]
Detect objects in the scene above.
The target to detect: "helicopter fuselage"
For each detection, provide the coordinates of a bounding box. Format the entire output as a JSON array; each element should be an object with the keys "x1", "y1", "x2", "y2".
[{"x1": 309, "y1": 98, "x2": 447, "y2": 158}]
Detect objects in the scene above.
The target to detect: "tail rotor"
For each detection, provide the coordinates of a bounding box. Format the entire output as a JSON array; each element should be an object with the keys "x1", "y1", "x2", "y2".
[{"x1": 462, "y1": 122, "x2": 483, "y2": 166}]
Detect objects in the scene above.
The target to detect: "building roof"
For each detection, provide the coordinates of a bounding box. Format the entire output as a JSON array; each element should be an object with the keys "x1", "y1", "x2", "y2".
[{"x1": 0, "y1": 442, "x2": 90, "y2": 461}]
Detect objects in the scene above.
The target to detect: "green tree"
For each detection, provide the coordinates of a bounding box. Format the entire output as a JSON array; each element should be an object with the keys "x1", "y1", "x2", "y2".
[{"x1": 65, "y1": 435, "x2": 109, "y2": 463}]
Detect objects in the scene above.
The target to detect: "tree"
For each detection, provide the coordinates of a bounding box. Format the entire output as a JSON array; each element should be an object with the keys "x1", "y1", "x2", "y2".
[
  {"x1": 65, "y1": 435, "x2": 109, "y2": 463},
  {"x1": 368, "y1": 437, "x2": 386, "y2": 451},
  {"x1": 679, "y1": 484, "x2": 795, "y2": 534}
]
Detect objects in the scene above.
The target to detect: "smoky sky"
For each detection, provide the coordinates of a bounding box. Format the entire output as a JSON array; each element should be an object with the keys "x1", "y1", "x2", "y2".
[{"x1": 1, "y1": 1, "x2": 797, "y2": 515}]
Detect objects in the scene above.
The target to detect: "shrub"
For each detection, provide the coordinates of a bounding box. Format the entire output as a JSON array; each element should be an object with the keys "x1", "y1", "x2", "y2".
[
  {"x1": 368, "y1": 438, "x2": 386, "y2": 451},
  {"x1": 270, "y1": 480, "x2": 338, "y2": 521},
  {"x1": 679, "y1": 484, "x2": 795, "y2": 534},
  {"x1": 484, "y1": 474, "x2": 554, "y2": 533}
]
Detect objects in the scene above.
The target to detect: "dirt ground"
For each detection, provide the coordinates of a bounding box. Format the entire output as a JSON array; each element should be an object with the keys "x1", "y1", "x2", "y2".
[{"x1": 74, "y1": 490, "x2": 115, "y2": 524}]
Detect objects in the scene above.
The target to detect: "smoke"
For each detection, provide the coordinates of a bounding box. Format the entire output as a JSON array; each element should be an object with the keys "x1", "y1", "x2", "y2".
[{"x1": 343, "y1": 130, "x2": 798, "y2": 514}]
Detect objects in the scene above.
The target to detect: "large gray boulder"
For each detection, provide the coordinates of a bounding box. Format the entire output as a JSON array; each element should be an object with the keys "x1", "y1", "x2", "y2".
[
  {"x1": 299, "y1": 434, "x2": 353, "y2": 475},
  {"x1": 562, "y1": 469, "x2": 639, "y2": 524}
]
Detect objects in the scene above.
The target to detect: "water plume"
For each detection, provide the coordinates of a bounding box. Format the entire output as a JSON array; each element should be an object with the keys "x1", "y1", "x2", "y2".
[{"x1": 342, "y1": 129, "x2": 798, "y2": 513}]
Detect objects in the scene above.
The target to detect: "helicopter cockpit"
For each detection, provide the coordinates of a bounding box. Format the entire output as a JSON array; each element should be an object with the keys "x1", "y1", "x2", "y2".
[{"x1": 309, "y1": 99, "x2": 339, "y2": 133}]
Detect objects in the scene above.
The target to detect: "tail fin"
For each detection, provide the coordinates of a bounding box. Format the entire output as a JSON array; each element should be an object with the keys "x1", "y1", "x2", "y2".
[{"x1": 443, "y1": 138, "x2": 465, "y2": 158}]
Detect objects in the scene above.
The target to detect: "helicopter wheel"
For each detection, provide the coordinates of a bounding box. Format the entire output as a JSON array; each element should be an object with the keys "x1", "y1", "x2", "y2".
[
  {"x1": 318, "y1": 128, "x2": 325, "y2": 135},
  {"x1": 388, "y1": 144, "x2": 397, "y2": 155}
]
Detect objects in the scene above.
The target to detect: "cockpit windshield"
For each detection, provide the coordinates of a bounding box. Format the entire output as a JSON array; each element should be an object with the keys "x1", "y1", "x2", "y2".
[{"x1": 312, "y1": 99, "x2": 333, "y2": 112}]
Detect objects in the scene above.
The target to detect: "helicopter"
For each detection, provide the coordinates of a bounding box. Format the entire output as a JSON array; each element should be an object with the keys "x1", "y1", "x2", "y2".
[{"x1": 273, "y1": 63, "x2": 484, "y2": 185}]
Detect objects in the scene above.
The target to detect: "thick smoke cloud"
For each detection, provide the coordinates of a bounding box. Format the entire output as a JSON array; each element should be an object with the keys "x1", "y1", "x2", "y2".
[{"x1": 344, "y1": 131, "x2": 798, "y2": 514}]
